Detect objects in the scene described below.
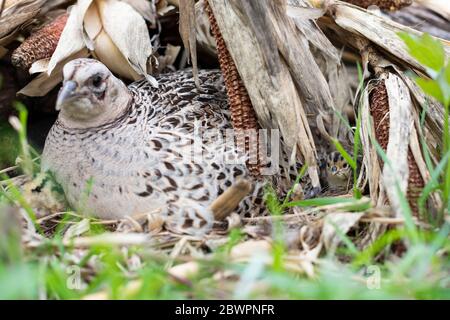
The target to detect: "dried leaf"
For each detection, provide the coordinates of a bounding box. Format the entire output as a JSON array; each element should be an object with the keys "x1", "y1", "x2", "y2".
[
  {"x1": 29, "y1": 58, "x2": 50, "y2": 74},
  {"x1": 333, "y1": 2, "x2": 450, "y2": 76},
  {"x1": 359, "y1": 87, "x2": 382, "y2": 202},
  {"x1": 230, "y1": 240, "x2": 272, "y2": 262},
  {"x1": 122, "y1": 0, "x2": 157, "y2": 24},
  {"x1": 65, "y1": 232, "x2": 150, "y2": 247},
  {"x1": 208, "y1": 0, "x2": 322, "y2": 187},
  {"x1": 322, "y1": 212, "x2": 362, "y2": 252},
  {"x1": 287, "y1": 0, "x2": 340, "y2": 63},
  {"x1": 147, "y1": 212, "x2": 165, "y2": 234},
  {"x1": 416, "y1": 0, "x2": 450, "y2": 21},
  {"x1": 179, "y1": 0, "x2": 199, "y2": 87},
  {"x1": 383, "y1": 73, "x2": 412, "y2": 218},
  {"x1": 195, "y1": 0, "x2": 216, "y2": 56},
  {"x1": 97, "y1": 0, "x2": 156, "y2": 85},
  {"x1": 47, "y1": 0, "x2": 92, "y2": 75},
  {"x1": 63, "y1": 219, "x2": 91, "y2": 241},
  {"x1": 168, "y1": 261, "x2": 199, "y2": 278},
  {"x1": 19, "y1": 49, "x2": 89, "y2": 96},
  {"x1": 226, "y1": 213, "x2": 242, "y2": 231},
  {"x1": 343, "y1": 0, "x2": 412, "y2": 10},
  {"x1": 0, "y1": 0, "x2": 46, "y2": 40}
]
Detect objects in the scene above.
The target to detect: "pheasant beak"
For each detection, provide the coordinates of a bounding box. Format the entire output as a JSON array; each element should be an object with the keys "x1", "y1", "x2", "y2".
[{"x1": 56, "y1": 81, "x2": 78, "y2": 111}]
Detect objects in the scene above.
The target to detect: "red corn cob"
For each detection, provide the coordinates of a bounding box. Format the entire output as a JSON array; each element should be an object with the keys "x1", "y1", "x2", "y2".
[{"x1": 11, "y1": 13, "x2": 68, "y2": 71}]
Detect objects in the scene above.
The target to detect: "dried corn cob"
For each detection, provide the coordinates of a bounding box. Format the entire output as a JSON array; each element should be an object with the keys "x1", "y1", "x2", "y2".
[
  {"x1": 407, "y1": 150, "x2": 425, "y2": 215},
  {"x1": 370, "y1": 81, "x2": 390, "y2": 152},
  {"x1": 370, "y1": 81, "x2": 424, "y2": 214},
  {"x1": 11, "y1": 13, "x2": 68, "y2": 71},
  {"x1": 343, "y1": 0, "x2": 411, "y2": 10},
  {"x1": 205, "y1": 0, "x2": 261, "y2": 177}
]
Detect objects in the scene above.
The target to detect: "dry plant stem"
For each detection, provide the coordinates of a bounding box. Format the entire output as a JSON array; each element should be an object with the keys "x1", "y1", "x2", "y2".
[
  {"x1": 205, "y1": 0, "x2": 261, "y2": 177},
  {"x1": 370, "y1": 81, "x2": 424, "y2": 215},
  {"x1": 209, "y1": 179, "x2": 252, "y2": 221},
  {"x1": 343, "y1": 0, "x2": 411, "y2": 10},
  {"x1": 11, "y1": 13, "x2": 68, "y2": 70}
]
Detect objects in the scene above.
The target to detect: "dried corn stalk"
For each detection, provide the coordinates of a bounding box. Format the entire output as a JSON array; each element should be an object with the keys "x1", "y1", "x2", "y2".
[
  {"x1": 194, "y1": 0, "x2": 216, "y2": 56},
  {"x1": 179, "y1": 0, "x2": 199, "y2": 87},
  {"x1": 205, "y1": 0, "x2": 358, "y2": 188},
  {"x1": 354, "y1": 40, "x2": 432, "y2": 217},
  {"x1": 197, "y1": 0, "x2": 354, "y2": 162},
  {"x1": 386, "y1": 2, "x2": 450, "y2": 40},
  {"x1": 205, "y1": 0, "x2": 261, "y2": 176},
  {"x1": 323, "y1": 1, "x2": 450, "y2": 76},
  {"x1": 287, "y1": 0, "x2": 353, "y2": 145},
  {"x1": 309, "y1": 0, "x2": 447, "y2": 220}
]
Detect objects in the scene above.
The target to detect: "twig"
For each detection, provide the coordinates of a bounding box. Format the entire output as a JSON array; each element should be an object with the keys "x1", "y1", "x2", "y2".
[{"x1": 209, "y1": 179, "x2": 252, "y2": 221}]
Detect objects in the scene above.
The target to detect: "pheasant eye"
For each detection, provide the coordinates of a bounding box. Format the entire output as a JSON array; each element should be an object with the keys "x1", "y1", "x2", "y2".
[{"x1": 91, "y1": 75, "x2": 103, "y2": 88}]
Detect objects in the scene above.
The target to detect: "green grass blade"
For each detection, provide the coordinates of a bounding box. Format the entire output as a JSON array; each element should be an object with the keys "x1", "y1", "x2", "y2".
[
  {"x1": 332, "y1": 139, "x2": 356, "y2": 170},
  {"x1": 282, "y1": 164, "x2": 307, "y2": 207},
  {"x1": 328, "y1": 220, "x2": 359, "y2": 256}
]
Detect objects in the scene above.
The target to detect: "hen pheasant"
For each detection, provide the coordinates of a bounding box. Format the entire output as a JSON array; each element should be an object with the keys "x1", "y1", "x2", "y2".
[{"x1": 41, "y1": 59, "x2": 311, "y2": 234}]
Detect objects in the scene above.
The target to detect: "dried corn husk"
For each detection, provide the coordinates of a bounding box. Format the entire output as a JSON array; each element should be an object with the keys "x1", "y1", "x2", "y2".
[
  {"x1": 354, "y1": 41, "x2": 440, "y2": 219},
  {"x1": 308, "y1": 0, "x2": 447, "y2": 218},
  {"x1": 19, "y1": 48, "x2": 89, "y2": 96},
  {"x1": 386, "y1": 3, "x2": 450, "y2": 40},
  {"x1": 328, "y1": 1, "x2": 450, "y2": 75},
  {"x1": 122, "y1": 0, "x2": 157, "y2": 25},
  {"x1": 194, "y1": 0, "x2": 354, "y2": 164},
  {"x1": 322, "y1": 212, "x2": 362, "y2": 252},
  {"x1": 20, "y1": 0, "x2": 157, "y2": 96},
  {"x1": 205, "y1": 0, "x2": 356, "y2": 188},
  {"x1": 179, "y1": 0, "x2": 199, "y2": 86},
  {"x1": 288, "y1": 0, "x2": 353, "y2": 146},
  {"x1": 382, "y1": 73, "x2": 413, "y2": 218},
  {"x1": 195, "y1": 0, "x2": 216, "y2": 56},
  {"x1": 416, "y1": 0, "x2": 450, "y2": 21},
  {"x1": 0, "y1": 0, "x2": 46, "y2": 43}
]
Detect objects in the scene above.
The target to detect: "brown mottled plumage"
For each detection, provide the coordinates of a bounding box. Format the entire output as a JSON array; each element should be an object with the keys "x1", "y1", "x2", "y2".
[
  {"x1": 325, "y1": 151, "x2": 352, "y2": 193},
  {"x1": 42, "y1": 59, "x2": 312, "y2": 234}
]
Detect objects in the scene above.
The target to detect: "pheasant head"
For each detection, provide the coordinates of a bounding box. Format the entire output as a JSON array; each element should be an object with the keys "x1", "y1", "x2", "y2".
[
  {"x1": 326, "y1": 151, "x2": 352, "y2": 181},
  {"x1": 56, "y1": 59, "x2": 131, "y2": 128}
]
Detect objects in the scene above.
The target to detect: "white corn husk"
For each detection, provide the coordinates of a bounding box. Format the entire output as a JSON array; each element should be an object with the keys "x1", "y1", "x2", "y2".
[
  {"x1": 416, "y1": 0, "x2": 450, "y2": 21},
  {"x1": 20, "y1": 0, "x2": 157, "y2": 96}
]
